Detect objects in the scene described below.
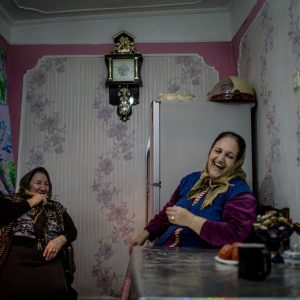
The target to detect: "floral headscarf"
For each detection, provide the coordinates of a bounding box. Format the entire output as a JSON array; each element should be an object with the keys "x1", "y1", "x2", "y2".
[
  {"x1": 19, "y1": 167, "x2": 53, "y2": 199},
  {"x1": 18, "y1": 167, "x2": 65, "y2": 250},
  {"x1": 188, "y1": 134, "x2": 247, "y2": 209}
]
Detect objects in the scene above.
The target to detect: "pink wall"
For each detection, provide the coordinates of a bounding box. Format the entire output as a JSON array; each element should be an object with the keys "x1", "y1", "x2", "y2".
[
  {"x1": 7, "y1": 42, "x2": 235, "y2": 164},
  {"x1": 0, "y1": 35, "x2": 9, "y2": 53}
]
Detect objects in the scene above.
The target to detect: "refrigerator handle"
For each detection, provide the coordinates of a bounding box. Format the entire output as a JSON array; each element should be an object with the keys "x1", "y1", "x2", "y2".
[{"x1": 147, "y1": 182, "x2": 161, "y2": 188}]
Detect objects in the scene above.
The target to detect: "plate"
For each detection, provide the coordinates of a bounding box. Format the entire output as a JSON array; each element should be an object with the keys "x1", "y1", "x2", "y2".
[{"x1": 214, "y1": 255, "x2": 238, "y2": 265}]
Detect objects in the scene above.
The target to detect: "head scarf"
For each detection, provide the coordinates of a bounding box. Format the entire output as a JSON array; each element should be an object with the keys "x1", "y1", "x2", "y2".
[
  {"x1": 188, "y1": 151, "x2": 246, "y2": 209},
  {"x1": 18, "y1": 167, "x2": 65, "y2": 250},
  {"x1": 19, "y1": 167, "x2": 53, "y2": 199}
]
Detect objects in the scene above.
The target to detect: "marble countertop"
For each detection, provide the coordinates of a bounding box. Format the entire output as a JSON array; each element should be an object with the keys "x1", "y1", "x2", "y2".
[{"x1": 129, "y1": 246, "x2": 300, "y2": 299}]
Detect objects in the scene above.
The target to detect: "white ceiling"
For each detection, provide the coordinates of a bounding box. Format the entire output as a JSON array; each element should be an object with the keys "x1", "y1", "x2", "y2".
[
  {"x1": 0, "y1": 0, "x2": 258, "y2": 45},
  {"x1": 0, "y1": 0, "x2": 234, "y2": 23}
]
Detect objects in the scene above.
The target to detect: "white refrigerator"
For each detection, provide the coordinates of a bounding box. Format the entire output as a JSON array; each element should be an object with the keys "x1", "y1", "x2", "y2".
[{"x1": 146, "y1": 100, "x2": 254, "y2": 223}]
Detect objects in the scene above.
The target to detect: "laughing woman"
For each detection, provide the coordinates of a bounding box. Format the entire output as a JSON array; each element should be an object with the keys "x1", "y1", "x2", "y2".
[
  {"x1": 129, "y1": 131, "x2": 257, "y2": 253},
  {"x1": 0, "y1": 167, "x2": 77, "y2": 300}
]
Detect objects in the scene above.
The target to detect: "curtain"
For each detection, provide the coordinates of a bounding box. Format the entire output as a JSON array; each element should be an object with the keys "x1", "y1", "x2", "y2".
[{"x1": 0, "y1": 49, "x2": 16, "y2": 195}]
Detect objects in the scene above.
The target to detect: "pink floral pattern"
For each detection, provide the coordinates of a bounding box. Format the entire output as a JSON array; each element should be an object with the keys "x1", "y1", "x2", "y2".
[
  {"x1": 240, "y1": 3, "x2": 279, "y2": 206},
  {"x1": 25, "y1": 57, "x2": 67, "y2": 169},
  {"x1": 239, "y1": 38, "x2": 251, "y2": 79},
  {"x1": 288, "y1": 0, "x2": 300, "y2": 165},
  {"x1": 259, "y1": 3, "x2": 280, "y2": 206},
  {"x1": 167, "y1": 56, "x2": 202, "y2": 93},
  {"x1": 92, "y1": 238, "x2": 121, "y2": 295},
  {"x1": 91, "y1": 75, "x2": 135, "y2": 296}
]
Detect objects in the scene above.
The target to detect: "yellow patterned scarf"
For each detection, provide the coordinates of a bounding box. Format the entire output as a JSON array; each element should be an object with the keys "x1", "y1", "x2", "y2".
[{"x1": 188, "y1": 152, "x2": 246, "y2": 209}]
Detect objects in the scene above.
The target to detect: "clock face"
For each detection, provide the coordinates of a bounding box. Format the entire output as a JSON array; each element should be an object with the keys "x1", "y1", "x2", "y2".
[{"x1": 112, "y1": 59, "x2": 135, "y2": 82}]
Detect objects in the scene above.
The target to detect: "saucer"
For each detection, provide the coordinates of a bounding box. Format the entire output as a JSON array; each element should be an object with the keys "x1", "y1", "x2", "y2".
[
  {"x1": 214, "y1": 255, "x2": 238, "y2": 265},
  {"x1": 282, "y1": 250, "x2": 300, "y2": 268}
]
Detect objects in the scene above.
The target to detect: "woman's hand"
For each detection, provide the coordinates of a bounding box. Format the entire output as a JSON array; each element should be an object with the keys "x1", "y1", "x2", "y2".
[
  {"x1": 27, "y1": 193, "x2": 48, "y2": 207},
  {"x1": 166, "y1": 205, "x2": 206, "y2": 234},
  {"x1": 128, "y1": 230, "x2": 150, "y2": 255},
  {"x1": 43, "y1": 235, "x2": 67, "y2": 261},
  {"x1": 166, "y1": 205, "x2": 194, "y2": 227}
]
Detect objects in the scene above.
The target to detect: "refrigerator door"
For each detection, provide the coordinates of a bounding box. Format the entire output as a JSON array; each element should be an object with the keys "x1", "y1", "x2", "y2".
[{"x1": 150, "y1": 100, "x2": 253, "y2": 215}]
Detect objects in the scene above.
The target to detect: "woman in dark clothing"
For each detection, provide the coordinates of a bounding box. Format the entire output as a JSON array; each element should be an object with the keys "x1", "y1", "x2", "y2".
[
  {"x1": 0, "y1": 167, "x2": 77, "y2": 300},
  {"x1": 129, "y1": 131, "x2": 257, "y2": 252}
]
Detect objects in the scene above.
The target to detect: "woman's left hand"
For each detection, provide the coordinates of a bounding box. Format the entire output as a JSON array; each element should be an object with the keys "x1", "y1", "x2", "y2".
[
  {"x1": 166, "y1": 205, "x2": 194, "y2": 227},
  {"x1": 43, "y1": 235, "x2": 67, "y2": 261}
]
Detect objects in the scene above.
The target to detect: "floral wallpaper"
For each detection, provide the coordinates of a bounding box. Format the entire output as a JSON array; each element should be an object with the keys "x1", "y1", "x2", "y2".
[
  {"x1": 91, "y1": 76, "x2": 136, "y2": 295},
  {"x1": 288, "y1": 0, "x2": 300, "y2": 165},
  {"x1": 166, "y1": 56, "x2": 206, "y2": 93},
  {"x1": 23, "y1": 57, "x2": 67, "y2": 169},
  {"x1": 238, "y1": 0, "x2": 300, "y2": 244},
  {"x1": 18, "y1": 54, "x2": 218, "y2": 298},
  {"x1": 257, "y1": 2, "x2": 281, "y2": 206}
]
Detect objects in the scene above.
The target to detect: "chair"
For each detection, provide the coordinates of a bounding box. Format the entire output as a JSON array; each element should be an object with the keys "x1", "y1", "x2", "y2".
[{"x1": 62, "y1": 244, "x2": 76, "y2": 285}]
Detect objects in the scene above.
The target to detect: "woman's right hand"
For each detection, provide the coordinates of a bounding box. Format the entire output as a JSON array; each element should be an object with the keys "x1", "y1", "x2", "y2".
[
  {"x1": 27, "y1": 193, "x2": 48, "y2": 207},
  {"x1": 128, "y1": 230, "x2": 150, "y2": 255}
]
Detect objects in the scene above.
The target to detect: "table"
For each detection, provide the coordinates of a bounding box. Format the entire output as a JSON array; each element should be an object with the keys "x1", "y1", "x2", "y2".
[{"x1": 128, "y1": 246, "x2": 300, "y2": 299}]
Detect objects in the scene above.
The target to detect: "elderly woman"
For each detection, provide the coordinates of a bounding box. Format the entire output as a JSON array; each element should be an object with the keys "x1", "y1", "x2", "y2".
[
  {"x1": 129, "y1": 131, "x2": 257, "y2": 252},
  {"x1": 0, "y1": 167, "x2": 77, "y2": 300}
]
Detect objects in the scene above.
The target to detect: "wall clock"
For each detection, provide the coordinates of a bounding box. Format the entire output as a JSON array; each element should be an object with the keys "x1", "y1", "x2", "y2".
[{"x1": 105, "y1": 32, "x2": 143, "y2": 121}]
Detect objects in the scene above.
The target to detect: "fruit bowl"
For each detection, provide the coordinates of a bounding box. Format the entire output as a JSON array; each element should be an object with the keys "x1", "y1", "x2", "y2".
[
  {"x1": 254, "y1": 224, "x2": 294, "y2": 242},
  {"x1": 253, "y1": 209, "x2": 295, "y2": 263}
]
